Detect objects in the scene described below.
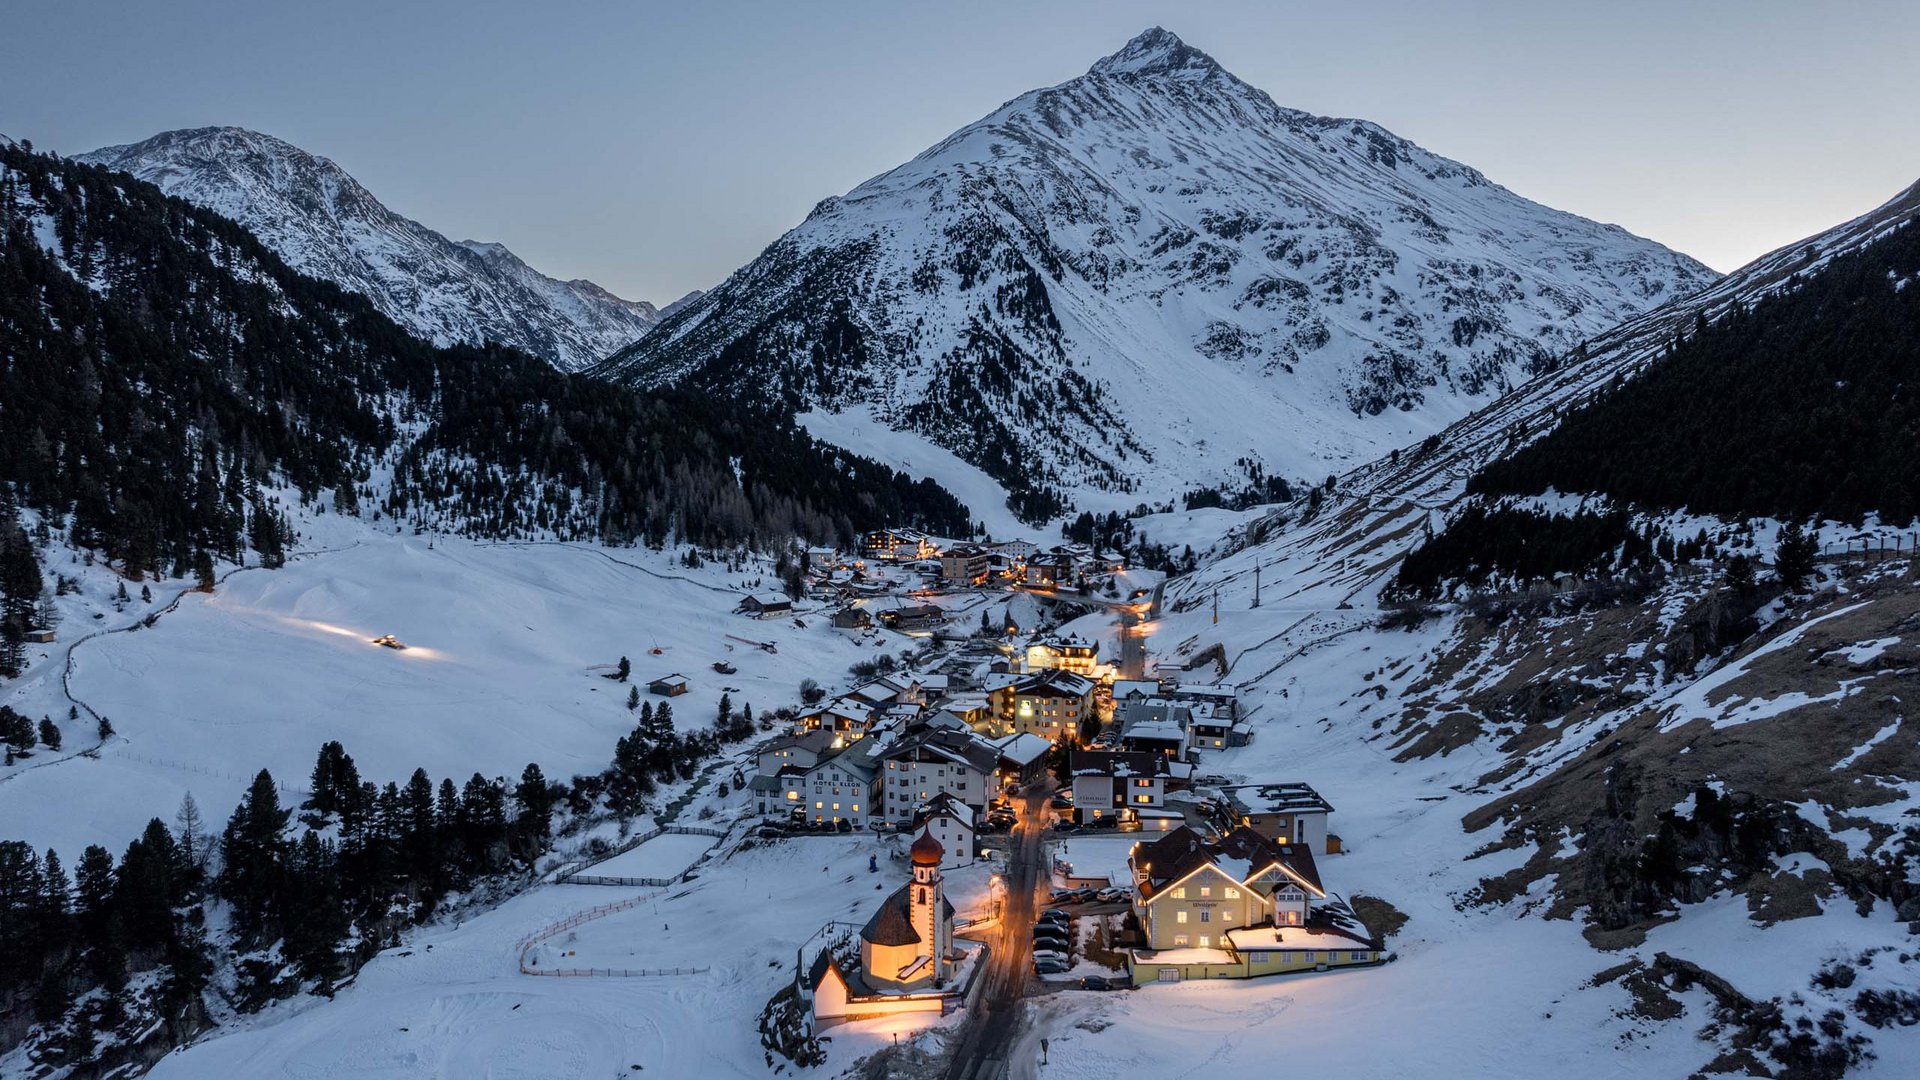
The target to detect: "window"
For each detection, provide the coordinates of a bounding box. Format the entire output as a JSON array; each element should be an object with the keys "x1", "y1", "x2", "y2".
[
  {"x1": 1278, "y1": 951, "x2": 1293, "y2": 964},
  {"x1": 851, "y1": 804, "x2": 860, "y2": 813},
  {"x1": 1173, "y1": 887, "x2": 1186, "y2": 899},
  {"x1": 1350, "y1": 951, "x2": 1369, "y2": 961},
  {"x1": 1198, "y1": 935, "x2": 1209, "y2": 948},
  {"x1": 1252, "y1": 953, "x2": 1269, "y2": 964},
  {"x1": 786, "y1": 791, "x2": 798, "y2": 801},
  {"x1": 1198, "y1": 886, "x2": 1211, "y2": 898},
  {"x1": 1198, "y1": 909, "x2": 1210, "y2": 924},
  {"x1": 1134, "y1": 778, "x2": 1152, "y2": 787},
  {"x1": 1133, "y1": 794, "x2": 1152, "y2": 804},
  {"x1": 1224, "y1": 888, "x2": 1239, "y2": 900},
  {"x1": 831, "y1": 803, "x2": 840, "y2": 811},
  {"x1": 1174, "y1": 935, "x2": 1189, "y2": 947},
  {"x1": 1176, "y1": 910, "x2": 1187, "y2": 924},
  {"x1": 814, "y1": 801, "x2": 823, "y2": 809}
]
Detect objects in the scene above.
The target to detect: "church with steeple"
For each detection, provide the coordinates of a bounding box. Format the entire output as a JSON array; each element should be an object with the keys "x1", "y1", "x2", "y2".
[
  {"x1": 806, "y1": 829, "x2": 961, "y2": 1026},
  {"x1": 860, "y1": 828, "x2": 955, "y2": 991}
]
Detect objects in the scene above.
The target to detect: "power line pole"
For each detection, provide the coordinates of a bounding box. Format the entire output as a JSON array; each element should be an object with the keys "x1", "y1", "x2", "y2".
[{"x1": 1251, "y1": 564, "x2": 1261, "y2": 609}]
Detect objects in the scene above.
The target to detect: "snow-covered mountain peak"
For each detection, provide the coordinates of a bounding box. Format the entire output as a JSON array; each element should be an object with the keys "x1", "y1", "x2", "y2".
[
  {"x1": 1086, "y1": 26, "x2": 1222, "y2": 80},
  {"x1": 79, "y1": 127, "x2": 658, "y2": 370},
  {"x1": 595, "y1": 30, "x2": 1717, "y2": 523}
]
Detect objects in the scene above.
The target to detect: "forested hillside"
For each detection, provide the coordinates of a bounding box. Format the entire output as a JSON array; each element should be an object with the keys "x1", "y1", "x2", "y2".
[
  {"x1": 1471, "y1": 221, "x2": 1920, "y2": 525},
  {"x1": 0, "y1": 139, "x2": 969, "y2": 587}
]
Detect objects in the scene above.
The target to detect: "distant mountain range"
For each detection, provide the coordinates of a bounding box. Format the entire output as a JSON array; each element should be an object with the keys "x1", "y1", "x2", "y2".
[
  {"x1": 593, "y1": 27, "x2": 1718, "y2": 520},
  {"x1": 79, "y1": 127, "x2": 660, "y2": 371}
]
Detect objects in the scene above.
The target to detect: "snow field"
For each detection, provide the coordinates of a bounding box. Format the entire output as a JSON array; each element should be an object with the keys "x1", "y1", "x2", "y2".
[
  {"x1": 0, "y1": 527, "x2": 878, "y2": 859},
  {"x1": 577, "y1": 829, "x2": 722, "y2": 882},
  {"x1": 145, "y1": 834, "x2": 970, "y2": 1078}
]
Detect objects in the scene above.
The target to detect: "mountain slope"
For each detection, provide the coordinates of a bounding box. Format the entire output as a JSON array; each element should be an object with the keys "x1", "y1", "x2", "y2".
[
  {"x1": 1117, "y1": 179, "x2": 1920, "y2": 1076},
  {"x1": 0, "y1": 138, "x2": 969, "y2": 589},
  {"x1": 595, "y1": 27, "x2": 1716, "y2": 520},
  {"x1": 79, "y1": 127, "x2": 658, "y2": 370}
]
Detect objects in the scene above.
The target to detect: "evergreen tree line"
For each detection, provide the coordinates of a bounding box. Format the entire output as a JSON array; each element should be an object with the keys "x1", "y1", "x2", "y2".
[
  {"x1": 0, "y1": 141, "x2": 970, "y2": 587},
  {"x1": 1470, "y1": 219, "x2": 1920, "y2": 524},
  {"x1": 1384, "y1": 504, "x2": 1654, "y2": 602},
  {"x1": 0, "y1": 498, "x2": 45, "y2": 676},
  {"x1": 0, "y1": 681, "x2": 765, "y2": 1068}
]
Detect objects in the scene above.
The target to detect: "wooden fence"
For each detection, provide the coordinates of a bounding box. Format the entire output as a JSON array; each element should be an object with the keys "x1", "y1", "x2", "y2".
[
  {"x1": 516, "y1": 893, "x2": 711, "y2": 978},
  {"x1": 554, "y1": 824, "x2": 729, "y2": 886}
]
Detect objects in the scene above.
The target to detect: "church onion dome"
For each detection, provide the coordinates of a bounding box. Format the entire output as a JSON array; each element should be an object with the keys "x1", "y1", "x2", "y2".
[{"x1": 911, "y1": 828, "x2": 944, "y2": 866}]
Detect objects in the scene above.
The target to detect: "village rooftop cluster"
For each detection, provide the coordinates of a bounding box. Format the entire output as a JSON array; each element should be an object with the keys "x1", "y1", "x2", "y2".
[{"x1": 624, "y1": 526, "x2": 1392, "y2": 1028}]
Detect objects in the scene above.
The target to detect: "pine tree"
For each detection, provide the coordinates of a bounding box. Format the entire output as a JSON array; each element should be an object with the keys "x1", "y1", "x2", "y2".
[
  {"x1": 1774, "y1": 521, "x2": 1818, "y2": 588},
  {"x1": 37, "y1": 717, "x2": 59, "y2": 751},
  {"x1": 193, "y1": 549, "x2": 217, "y2": 592},
  {"x1": 627, "y1": 685, "x2": 640, "y2": 711},
  {"x1": 514, "y1": 763, "x2": 552, "y2": 847},
  {"x1": 616, "y1": 656, "x2": 631, "y2": 682},
  {"x1": 218, "y1": 770, "x2": 291, "y2": 944},
  {"x1": 175, "y1": 793, "x2": 209, "y2": 890}
]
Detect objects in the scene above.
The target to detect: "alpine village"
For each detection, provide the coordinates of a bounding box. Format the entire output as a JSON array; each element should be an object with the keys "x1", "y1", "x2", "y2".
[{"x1": 2, "y1": 12, "x2": 1919, "y2": 1080}]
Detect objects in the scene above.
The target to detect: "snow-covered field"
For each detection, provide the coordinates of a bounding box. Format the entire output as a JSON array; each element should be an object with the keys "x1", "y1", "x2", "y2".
[
  {"x1": 0, "y1": 525, "x2": 880, "y2": 859},
  {"x1": 148, "y1": 836, "x2": 953, "y2": 1079},
  {"x1": 580, "y1": 830, "x2": 723, "y2": 882}
]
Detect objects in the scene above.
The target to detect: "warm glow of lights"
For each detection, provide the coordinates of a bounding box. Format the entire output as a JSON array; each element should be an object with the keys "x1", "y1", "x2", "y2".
[{"x1": 268, "y1": 615, "x2": 447, "y2": 661}]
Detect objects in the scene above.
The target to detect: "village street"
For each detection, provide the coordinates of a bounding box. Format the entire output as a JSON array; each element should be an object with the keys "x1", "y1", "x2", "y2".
[{"x1": 941, "y1": 783, "x2": 1051, "y2": 1080}]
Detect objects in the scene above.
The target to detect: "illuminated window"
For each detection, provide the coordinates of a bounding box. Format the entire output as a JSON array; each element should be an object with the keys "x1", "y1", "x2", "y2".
[
  {"x1": 786, "y1": 791, "x2": 798, "y2": 801},
  {"x1": 1174, "y1": 934, "x2": 1189, "y2": 947},
  {"x1": 1173, "y1": 887, "x2": 1185, "y2": 899},
  {"x1": 1198, "y1": 935, "x2": 1209, "y2": 948},
  {"x1": 1225, "y1": 888, "x2": 1239, "y2": 900},
  {"x1": 852, "y1": 804, "x2": 860, "y2": 812},
  {"x1": 814, "y1": 801, "x2": 823, "y2": 809},
  {"x1": 1133, "y1": 794, "x2": 1151, "y2": 804},
  {"x1": 1176, "y1": 911, "x2": 1187, "y2": 924},
  {"x1": 1199, "y1": 886, "x2": 1211, "y2": 898},
  {"x1": 831, "y1": 803, "x2": 840, "y2": 811}
]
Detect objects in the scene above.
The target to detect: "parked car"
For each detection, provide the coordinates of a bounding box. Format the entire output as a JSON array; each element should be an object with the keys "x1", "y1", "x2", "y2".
[
  {"x1": 1096, "y1": 886, "x2": 1128, "y2": 903},
  {"x1": 1053, "y1": 822, "x2": 1082, "y2": 835},
  {"x1": 1078, "y1": 976, "x2": 1122, "y2": 991},
  {"x1": 1037, "y1": 909, "x2": 1072, "y2": 925},
  {"x1": 1048, "y1": 795, "x2": 1073, "y2": 810},
  {"x1": 1048, "y1": 887, "x2": 1083, "y2": 904},
  {"x1": 1031, "y1": 949, "x2": 1070, "y2": 966},
  {"x1": 1032, "y1": 927, "x2": 1070, "y2": 945},
  {"x1": 1034, "y1": 957, "x2": 1069, "y2": 975}
]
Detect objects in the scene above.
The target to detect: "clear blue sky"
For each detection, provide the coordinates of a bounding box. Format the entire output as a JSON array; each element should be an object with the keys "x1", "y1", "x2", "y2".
[{"x1": 6, "y1": 0, "x2": 1917, "y2": 303}]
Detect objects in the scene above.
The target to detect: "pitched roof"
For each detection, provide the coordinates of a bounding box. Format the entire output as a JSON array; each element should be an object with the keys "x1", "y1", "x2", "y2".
[
  {"x1": 878, "y1": 726, "x2": 999, "y2": 774},
  {"x1": 1131, "y1": 825, "x2": 1323, "y2": 900},
  {"x1": 916, "y1": 791, "x2": 975, "y2": 827},
  {"x1": 859, "y1": 881, "x2": 955, "y2": 947},
  {"x1": 1014, "y1": 670, "x2": 1095, "y2": 698},
  {"x1": 760, "y1": 729, "x2": 838, "y2": 756},
  {"x1": 862, "y1": 883, "x2": 921, "y2": 946}
]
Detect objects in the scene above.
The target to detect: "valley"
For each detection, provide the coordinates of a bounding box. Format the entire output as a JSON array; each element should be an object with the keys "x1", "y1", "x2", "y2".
[{"x1": 2, "y1": 14, "x2": 1917, "y2": 1080}]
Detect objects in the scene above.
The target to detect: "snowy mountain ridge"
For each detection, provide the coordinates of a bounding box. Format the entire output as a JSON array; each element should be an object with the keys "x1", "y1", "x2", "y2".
[
  {"x1": 595, "y1": 27, "x2": 1717, "y2": 519},
  {"x1": 79, "y1": 126, "x2": 659, "y2": 371}
]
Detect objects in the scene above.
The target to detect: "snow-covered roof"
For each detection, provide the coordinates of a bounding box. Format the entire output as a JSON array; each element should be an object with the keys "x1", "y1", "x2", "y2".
[
  {"x1": 1222, "y1": 782, "x2": 1335, "y2": 816},
  {"x1": 989, "y1": 732, "x2": 1053, "y2": 767}
]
